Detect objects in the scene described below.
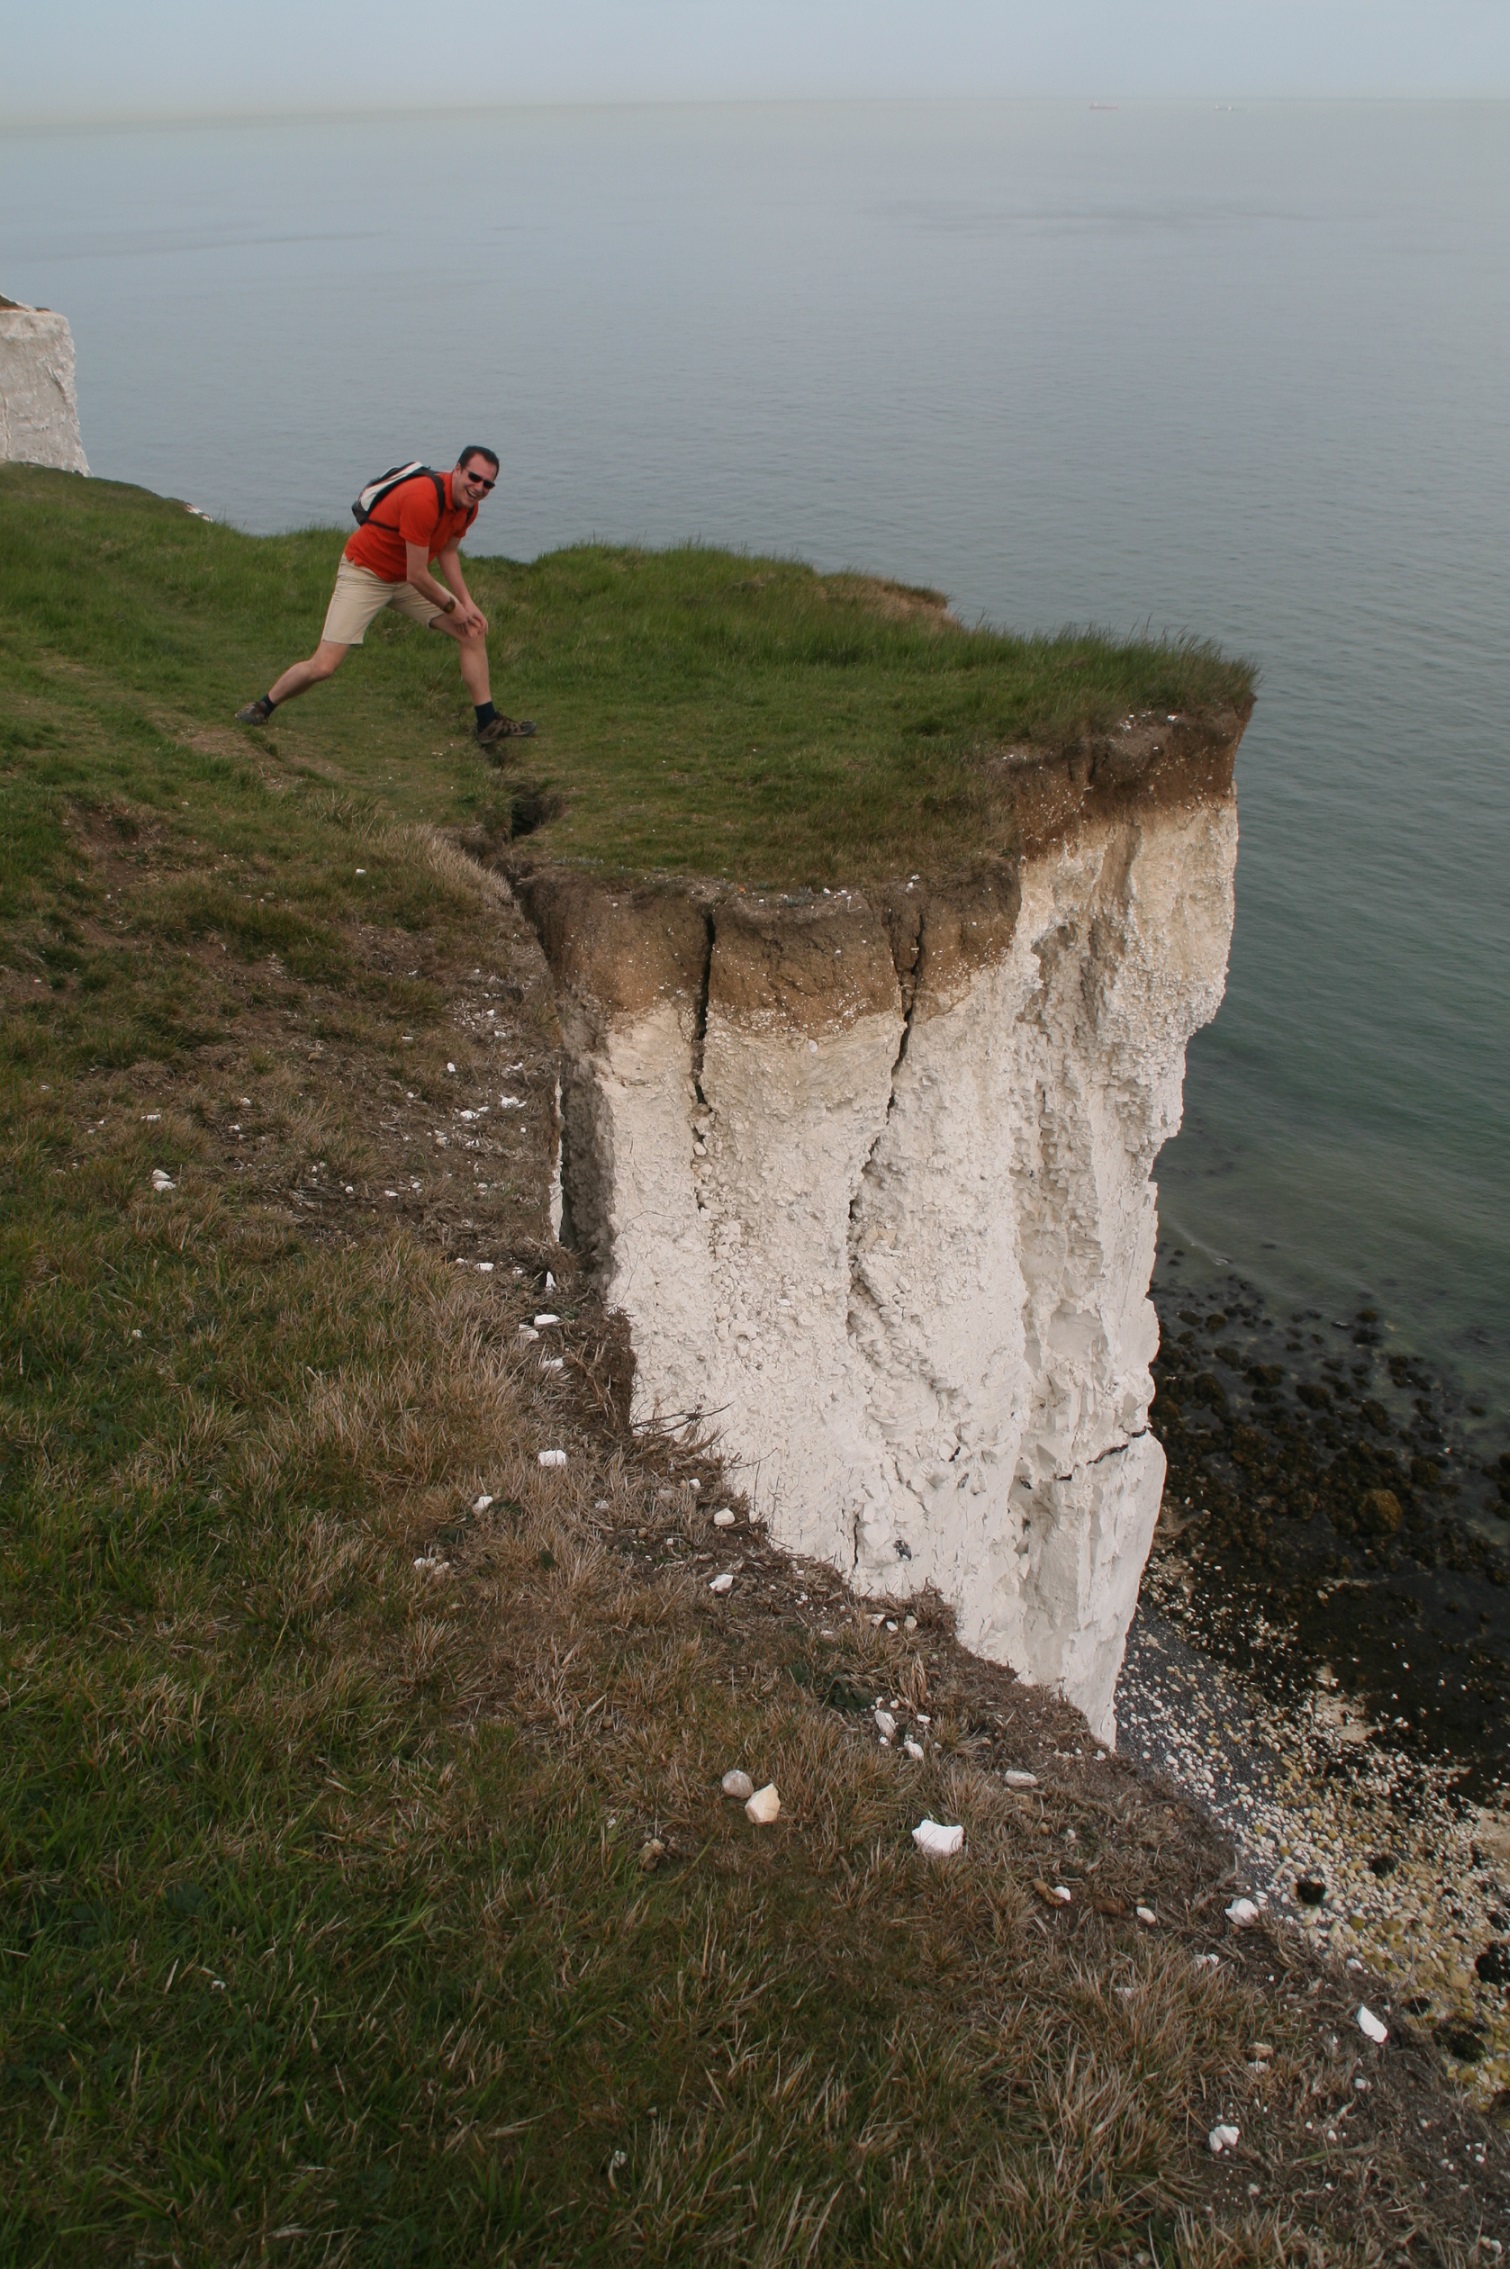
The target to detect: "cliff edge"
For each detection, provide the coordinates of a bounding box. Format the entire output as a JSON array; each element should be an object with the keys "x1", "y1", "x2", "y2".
[{"x1": 515, "y1": 708, "x2": 1246, "y2": 1742}]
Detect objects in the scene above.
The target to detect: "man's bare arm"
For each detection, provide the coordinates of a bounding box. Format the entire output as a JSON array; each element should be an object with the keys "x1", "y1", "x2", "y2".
[
  {"x1": 434, "y1": 544, "x2": 488, "y2": 632},
  {"x1": 403, "y1": 541, "x2": 485, "y2": 632}
]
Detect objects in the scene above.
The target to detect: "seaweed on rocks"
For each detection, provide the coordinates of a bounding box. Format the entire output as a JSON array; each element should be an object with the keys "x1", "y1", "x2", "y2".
[{"x1": 1145, "y1": 1261, "x2": 1510, "y2": 1800}]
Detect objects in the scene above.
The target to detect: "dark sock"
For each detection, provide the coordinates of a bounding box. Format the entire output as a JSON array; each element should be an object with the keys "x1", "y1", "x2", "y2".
[
  {"x1": 474, "y1": 701, "x2": 498, "y2": 729},
  {"x1": 259, "y1": 693, "x2": 278, "y2": 715}
]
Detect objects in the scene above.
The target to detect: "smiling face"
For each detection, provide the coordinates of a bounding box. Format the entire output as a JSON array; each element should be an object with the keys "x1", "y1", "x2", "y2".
[{"x1": 454, "y1": 454, "x2": 498, "y2": 508}]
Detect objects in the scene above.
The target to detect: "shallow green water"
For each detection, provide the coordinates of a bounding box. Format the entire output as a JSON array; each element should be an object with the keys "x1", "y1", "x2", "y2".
[{"x1": 3, "y1": 98, "x2": 1507, "y2": 1413}]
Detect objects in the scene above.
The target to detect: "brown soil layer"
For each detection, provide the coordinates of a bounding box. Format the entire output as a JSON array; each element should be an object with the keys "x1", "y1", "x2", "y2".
[{"x1": 506, "y1": 709, "x2": 1239, "y2": 1037}]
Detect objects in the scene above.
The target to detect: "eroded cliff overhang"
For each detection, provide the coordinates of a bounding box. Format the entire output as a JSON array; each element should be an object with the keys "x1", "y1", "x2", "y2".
[{"x1": 513, "y1": 710, "x2": 1246, "y2": 1743}]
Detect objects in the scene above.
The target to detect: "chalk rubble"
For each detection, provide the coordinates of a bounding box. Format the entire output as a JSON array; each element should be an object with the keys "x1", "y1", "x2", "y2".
[{"x1": 913, "y1": 1818, "x2": 965, "y2": 1857}]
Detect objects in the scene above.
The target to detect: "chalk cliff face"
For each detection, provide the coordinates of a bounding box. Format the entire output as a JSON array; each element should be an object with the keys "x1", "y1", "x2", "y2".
[
  {"x1": 0, "y1": 301, "x2": 88, "y2": 474},
  {"x1": 519, "y1": 718, "x2": 1243, "y2": 1743}
]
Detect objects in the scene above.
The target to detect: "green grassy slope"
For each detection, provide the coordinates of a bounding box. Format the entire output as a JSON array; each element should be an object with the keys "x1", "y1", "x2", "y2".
[
  {"x1": 1, "y1": 468, "x2": 1488, "y2": 2266},
  {"x1": 2, "y1": 466, "x2": 1253, "y2": 889}
]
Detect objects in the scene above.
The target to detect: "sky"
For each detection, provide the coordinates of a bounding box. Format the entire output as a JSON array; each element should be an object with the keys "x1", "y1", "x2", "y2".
[{"x1": 2, "y1": 0, "x2": 1507, "y2": 118}]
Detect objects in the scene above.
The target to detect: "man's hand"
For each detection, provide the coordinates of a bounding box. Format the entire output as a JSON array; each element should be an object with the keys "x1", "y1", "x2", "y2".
[{"x1": 435, "y1": 545, "x2": 486, "y2": 635}]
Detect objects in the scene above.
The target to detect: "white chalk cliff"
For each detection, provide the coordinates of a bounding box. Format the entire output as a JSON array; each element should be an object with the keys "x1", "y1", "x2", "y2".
[
  {"x1": 0, "y1": 299, "x2": 88, "y2": 474},
  {"x1": 519, "y1": 717, "x2": 1244, "y2": 1743}
]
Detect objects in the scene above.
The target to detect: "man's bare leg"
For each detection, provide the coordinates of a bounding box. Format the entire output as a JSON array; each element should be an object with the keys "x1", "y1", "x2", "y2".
[
  {"x1": 266, "y1": 639, "x2": 350, "y2": 707},
  {"x1": 427, "y1": 613, "x2": 491, "y2": 705}
]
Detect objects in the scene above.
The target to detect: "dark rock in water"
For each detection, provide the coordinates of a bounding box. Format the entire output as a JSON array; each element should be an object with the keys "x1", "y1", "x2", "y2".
[
  {"x1": 1358, "y1": 1487, "x2": 1404, "y2": 1537},
  {"x1": 1476, "y1": 1944, "x2": 1510, "y2": 1987},
  {"x1": 1368, "y1": 1852, "x2": 1400, "y2": 1877},
  {"x1": 1147, "y1": 1260, "x2": 1510, "y2": 1794},
  {"x1": 1436, "y1": 2020, "x2": 1488, "y2": 2063},
  {"x1": 1295, "y1": 1875, "x2": 1327, "y2": 1906}
]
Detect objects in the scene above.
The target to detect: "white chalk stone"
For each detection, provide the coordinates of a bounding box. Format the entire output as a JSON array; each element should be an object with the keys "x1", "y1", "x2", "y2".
[
  {"x1": 1357, "y1": 2005, "x2": 1388, "y2": 2045},
  {"x1": 1208, "y1": 2125, "x2": 1240, "y2": 2156},
  {"x1": 0, "y1": 303, "x2": 87, "y2": 471},
  {"x1": 150, "y1": 1168, "x2": 175, "y2": 1191},
  {"x1": 712, "y1": 1509, "x2": 736, "y2": 1528},
  {"x1": 744, "y1": 1783, "x2": 780, "y2": 1824},
  {"x1": 912, "y1": 1818, "x2": 964, "y2": 1857},
  {"x1": 708, "y1": 1571, "x2": 734, "y2": 1595},
  {"x1": 472, "y1": 1494, "x2": 495, "y2": 1513},
  {"x1": 873, "y1": 1709, "x2": 897, "y2": 1740},
  {"x1": 903, "y1": 1738, "x2": 925, "y2": 1761},
  {"x1": 1002, "y1": 1769, "x2": 1038, "y2": 1789},
  {"x1": 1225, "y1": 1897, "x2": 1261, "y2": 1927},
  {"x1": 537, "y1": 1448, "x2": 567, "y2": 1468},
  {"x1": 721, "y1": 1769, "x2": 754, "y2": 1801}
]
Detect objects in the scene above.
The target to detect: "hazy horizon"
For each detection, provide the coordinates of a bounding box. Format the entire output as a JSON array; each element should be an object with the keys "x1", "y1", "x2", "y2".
[
  {"x1": 3, "y1": 0, "x2": 1507, "y2": 121},
  {"x1": 6, "y1": 92, "x2": 1510, "y2": 134}
]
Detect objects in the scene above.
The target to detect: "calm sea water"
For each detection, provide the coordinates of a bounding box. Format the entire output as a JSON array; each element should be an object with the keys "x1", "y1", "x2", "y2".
[{"x1": 4, "y1": 100, "x2": 1508, "y2": 1414}]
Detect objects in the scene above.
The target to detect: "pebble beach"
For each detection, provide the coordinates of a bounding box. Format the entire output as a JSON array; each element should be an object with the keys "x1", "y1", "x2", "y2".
[{"x1": 1120, "y1": 1268, "x2": 1510, "y2": 2113}]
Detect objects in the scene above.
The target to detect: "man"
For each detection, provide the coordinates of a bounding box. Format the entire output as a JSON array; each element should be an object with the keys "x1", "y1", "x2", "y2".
[{"x1": 235, "y1": 447, "x2": 535, "y2": 748}]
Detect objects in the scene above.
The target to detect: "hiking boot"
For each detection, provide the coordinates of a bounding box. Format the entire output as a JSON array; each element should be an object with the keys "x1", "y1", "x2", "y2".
[
  {"x1": 475, "y1": 713, "x2": 536, "y2": 747},
  {"x1": 235, "y1": 695, "x2": 276, "y2": 725}
]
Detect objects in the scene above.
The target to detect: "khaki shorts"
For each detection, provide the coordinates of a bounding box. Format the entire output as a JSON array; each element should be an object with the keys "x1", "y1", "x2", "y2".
[{"x1": 321, "y1": 558, "x2": 445, "y2": 646}]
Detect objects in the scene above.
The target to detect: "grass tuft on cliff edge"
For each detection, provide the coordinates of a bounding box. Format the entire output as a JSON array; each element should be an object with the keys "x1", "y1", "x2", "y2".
[{"x1": 2, "y1": 464, "x2": 1253, "y2": 890}]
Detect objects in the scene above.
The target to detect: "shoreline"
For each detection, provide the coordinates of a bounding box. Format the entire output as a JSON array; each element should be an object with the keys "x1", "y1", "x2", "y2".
[{"x1": 1126, "y1": 1265, "x2": 1510, "y2": 2107}]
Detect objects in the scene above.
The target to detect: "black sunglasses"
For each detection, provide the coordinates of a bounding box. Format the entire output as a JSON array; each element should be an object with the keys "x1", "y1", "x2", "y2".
[{"x1": 462, "y1": 469, "x2": 496, "y2": 490}]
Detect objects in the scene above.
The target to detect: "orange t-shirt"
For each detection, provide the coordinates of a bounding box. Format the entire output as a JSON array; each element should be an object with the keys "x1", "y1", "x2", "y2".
[{"x1": 344, "y1": 470, "x2": 477, "y2": 583}]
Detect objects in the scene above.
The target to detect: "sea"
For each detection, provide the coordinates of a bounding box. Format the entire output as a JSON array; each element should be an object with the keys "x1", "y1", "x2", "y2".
[{"x1": 3, "y1": 98, "x2": 1507, "y2": 1428}]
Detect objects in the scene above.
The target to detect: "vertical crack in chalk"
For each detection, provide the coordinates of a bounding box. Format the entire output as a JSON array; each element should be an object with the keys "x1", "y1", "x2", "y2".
[
  {"x1": 690, "y1": 908, "x2": 715, "y2": 1111},
  {"x1": 688, "y1": 908, "x2": 716, "y2": 1213},
  {"x1": 845, "y1": 903, "x2": 920, "y2": 1304}
]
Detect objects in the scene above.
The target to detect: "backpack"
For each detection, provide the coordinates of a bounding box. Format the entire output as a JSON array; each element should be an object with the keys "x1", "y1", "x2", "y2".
[{"x1": 351, "y1": 462, "x2": 447, "y2": 526}]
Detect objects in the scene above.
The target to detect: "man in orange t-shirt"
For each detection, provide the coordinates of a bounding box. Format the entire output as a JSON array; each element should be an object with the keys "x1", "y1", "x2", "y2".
[{"x1": 235, "y1": 447, "x2": 534, "y2": 748}]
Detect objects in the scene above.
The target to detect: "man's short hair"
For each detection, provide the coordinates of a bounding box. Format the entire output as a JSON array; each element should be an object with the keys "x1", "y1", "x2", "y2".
[{"x1": 458, "y1": 445, "x2": 500, "y2": 472}]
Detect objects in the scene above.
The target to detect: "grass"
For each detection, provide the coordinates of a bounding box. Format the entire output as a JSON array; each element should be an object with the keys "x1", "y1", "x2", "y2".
[
  {"x1": 0, "y1": 464, "x2": 1254, "y2": 891},
  {"x1": 0, "y1": 465, "x2": 1496, "y2": 2264}
]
